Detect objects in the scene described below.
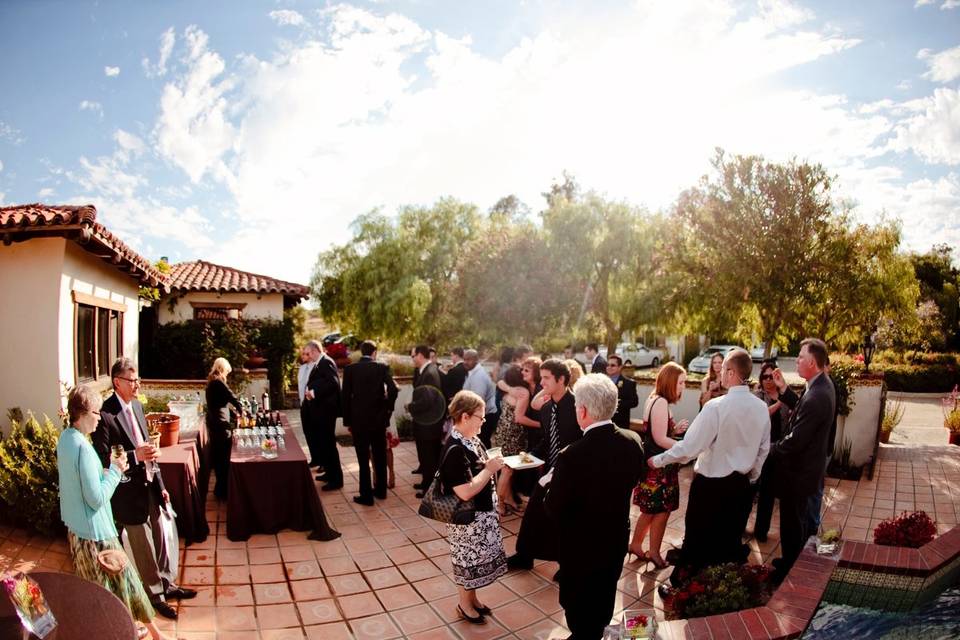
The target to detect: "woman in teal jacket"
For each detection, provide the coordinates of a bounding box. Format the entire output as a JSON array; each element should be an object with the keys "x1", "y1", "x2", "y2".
[{"x1": 58, "y1": 385, "x2": 167, "y2": 640}]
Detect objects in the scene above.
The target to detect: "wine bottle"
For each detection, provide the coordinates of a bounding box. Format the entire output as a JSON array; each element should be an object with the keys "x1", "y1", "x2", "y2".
[{"x1": 261, "y1": 391, "x2": 271, "y2": 412}]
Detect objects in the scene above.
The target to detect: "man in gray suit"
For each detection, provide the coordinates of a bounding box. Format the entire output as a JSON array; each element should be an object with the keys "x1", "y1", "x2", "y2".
[{"x1": 768, "y1": 338, "x2": 836, "y2": 582}]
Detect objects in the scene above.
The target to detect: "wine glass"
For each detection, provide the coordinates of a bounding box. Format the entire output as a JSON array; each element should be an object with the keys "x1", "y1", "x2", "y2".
[
  {"x1": 111, "y1": 444, "x2": 130, "y2": 483},
  {"x1": 147, "y1": 425, "x2": 162, "y2": 475}
]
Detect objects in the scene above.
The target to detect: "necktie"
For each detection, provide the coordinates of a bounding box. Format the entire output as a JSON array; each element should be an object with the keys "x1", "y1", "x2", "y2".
[
  {"x1": 127, "y1": 406, "x2": 152, "y2": 481},
  {"x1": 548, "y1": 403, "x2": 560, "y2": 469}
]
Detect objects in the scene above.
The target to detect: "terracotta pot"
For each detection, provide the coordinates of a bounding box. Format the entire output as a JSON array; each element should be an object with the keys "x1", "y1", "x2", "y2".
[
  {"x1": 145, "y1": 413, "x2": 180, "y2": 447},
  {"x1": 950, "y1": 431, "x2": 960, "y2": 446},
  {"x1": 879, "y1": 430, "x2": 891, "y2": 444},
  {"x1": 245, "y1": 355, "x2": 268, "y2": 368}
]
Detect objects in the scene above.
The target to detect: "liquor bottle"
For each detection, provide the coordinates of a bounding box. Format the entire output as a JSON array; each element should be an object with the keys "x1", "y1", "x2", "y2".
[
  {"x1": 261, "y1": 391, "x2": 271, "y2": 412},
  {"x1": 250, "y1": 395, "x2": 259, "y2": 416}
]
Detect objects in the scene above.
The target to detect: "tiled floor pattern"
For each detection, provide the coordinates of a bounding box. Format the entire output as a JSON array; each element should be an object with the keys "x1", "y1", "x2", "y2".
[{"x1": 1, "y1": 418, "x2": 958, "y2": 639}]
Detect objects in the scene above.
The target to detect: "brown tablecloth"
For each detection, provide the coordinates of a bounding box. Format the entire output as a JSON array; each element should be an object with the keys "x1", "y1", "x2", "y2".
[
  {"x1": 158, "y1": 440, "x2": 210, "y2": 544},
  {"x1": 226, "y1": 416, "x2": 341, "y2": 542},
  {"x1": 178, "y1": 419, "x2": 211, "y2": 498},
  {"x1": 0, "y1": 572, "x2": 136, "y2": 639}
]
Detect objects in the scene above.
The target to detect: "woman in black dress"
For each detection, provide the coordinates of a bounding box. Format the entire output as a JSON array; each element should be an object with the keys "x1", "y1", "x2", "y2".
[{"x1": 205, "y1": 357, "x2": 242, "y2": 499}]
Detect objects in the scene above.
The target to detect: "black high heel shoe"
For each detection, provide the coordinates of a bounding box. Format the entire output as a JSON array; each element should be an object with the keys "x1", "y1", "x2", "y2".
[
  {"x1": 475, "y1": 604, "x2": 492, "y2": 616},
  {"x1": 458, "y1": 605, "x2": 485, "y2": 624}
]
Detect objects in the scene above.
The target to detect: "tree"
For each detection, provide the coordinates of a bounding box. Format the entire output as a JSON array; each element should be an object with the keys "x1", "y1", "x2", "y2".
[
  {"x1": 911, "y1": 244, "x2": 960, "y2": 349},
  {"x1": 311, "y1": 198, "x2": 480, "y2": 347},
  {"x1": 670, "y1": 149, "x2": 840, "y2": 355},
  {"x1": 541, "y1": 187, "x2": 674, "y2": 353},
  {"x1": 794, "y1": 218, "x2": 919, "y2": 350}
]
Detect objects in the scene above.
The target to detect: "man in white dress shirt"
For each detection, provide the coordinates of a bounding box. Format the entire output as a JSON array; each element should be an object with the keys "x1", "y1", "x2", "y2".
[{"x1": 649, "y1": 348, "x2": 769, "y2": 587}]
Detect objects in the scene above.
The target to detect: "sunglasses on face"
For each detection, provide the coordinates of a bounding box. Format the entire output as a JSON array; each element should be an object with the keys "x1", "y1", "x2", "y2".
[{"x1": 760, "y1": 374, "x2": 773, "y2": 381}]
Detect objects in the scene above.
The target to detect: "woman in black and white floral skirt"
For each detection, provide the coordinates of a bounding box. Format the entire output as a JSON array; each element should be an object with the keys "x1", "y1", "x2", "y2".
[{"x1": 440, "y1": 390, "x2": 508, "y2": 625}]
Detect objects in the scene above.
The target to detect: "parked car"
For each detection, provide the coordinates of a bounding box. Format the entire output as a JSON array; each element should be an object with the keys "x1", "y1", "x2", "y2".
[
  {"x1": 321, "y1": 331, "x2": 353, "y2": 365},
  {"x1": 600, "y1": 343, "x2": 665, "y2": 368},
  {"x1": 750, "y1": 343, "x2": 779, "y2": 361},
  {"x1": 687, "y1": 345, "x2": 738, "y2": 374}
]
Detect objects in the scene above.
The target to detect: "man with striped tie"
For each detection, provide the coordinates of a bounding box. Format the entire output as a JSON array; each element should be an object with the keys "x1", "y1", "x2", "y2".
[{"x1": 507, "y1": 359, "x2": 581, "y2": 572}]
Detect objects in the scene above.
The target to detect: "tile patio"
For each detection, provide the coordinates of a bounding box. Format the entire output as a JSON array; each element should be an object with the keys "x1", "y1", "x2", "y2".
[{"x1": 1, "y1": 413, "x2": 958, "y2": 639}]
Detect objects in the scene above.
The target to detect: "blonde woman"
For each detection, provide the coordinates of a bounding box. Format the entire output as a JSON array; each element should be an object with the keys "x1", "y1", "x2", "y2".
[
  {"x1": 58, "y1": 385, "x2": 168, "y2": 640},
  {"x1": 206, "y1": 357, "x2": 243, "y2": 499}
]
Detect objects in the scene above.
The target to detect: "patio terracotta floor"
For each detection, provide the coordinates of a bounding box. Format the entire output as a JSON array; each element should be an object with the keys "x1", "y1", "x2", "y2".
[{"x1": 1, "y1": 418, "x2": 958, "y2": 639}]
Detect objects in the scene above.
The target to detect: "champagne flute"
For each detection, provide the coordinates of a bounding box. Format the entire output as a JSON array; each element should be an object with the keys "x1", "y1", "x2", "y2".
[
  {"x1": 111, "y1": 444, "x2": 130, "y2": 483},
  {"x1": 147, "y1": 424, "x2": 162, "y2": 475}
]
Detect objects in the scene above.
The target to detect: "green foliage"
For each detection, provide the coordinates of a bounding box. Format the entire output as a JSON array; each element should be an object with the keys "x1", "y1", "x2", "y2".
[
  {"x1": 910, "y1": 244, "x2": 960, "y2": 350},
  {"x1": 138, "y1": 258, "x2": 172, "y2": 302},
  {"x1": 828, "y1": 361, "x2": 859, "y2": 417},
  {"x1": 394, "y1": 413, "x2": 415, "y2": 441},
  {"x1": 665, "y1": 563, "x2": 773, "y2": 620},
  {"x1": 142, "y1": 395, "x2": 171, "y2": 414},
  {"x1": 140, "y1": 313, "x2": 302, "y2": 406},
  {"x1": 0, "y1": 412, "x2": 64, "y2": 535}
]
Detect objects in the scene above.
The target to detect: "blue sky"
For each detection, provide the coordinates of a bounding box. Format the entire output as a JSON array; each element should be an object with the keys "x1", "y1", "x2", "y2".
[{"x1": 1, "y1": 0, "x2": 959, "y2": 285}]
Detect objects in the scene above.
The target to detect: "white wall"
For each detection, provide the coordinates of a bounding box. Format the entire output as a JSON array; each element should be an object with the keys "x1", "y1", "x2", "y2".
[
  {"x1": 836, "y1": 382, "x2": 883, "y2": 467},
  {"x1": 59, "y1": 241, "x2": 140, "y2": 388},
  {"x1": 0, "y1": 238, "x2": 65, "y2": 432},
  {"x1": 158, "y1": 291, "x2": 285, "y2": 324}
]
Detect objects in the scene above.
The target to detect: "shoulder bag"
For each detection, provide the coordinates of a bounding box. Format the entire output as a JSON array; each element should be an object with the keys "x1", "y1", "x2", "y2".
[{"x1": 418, "y1": 444, "x2": 476, "y2": 525}]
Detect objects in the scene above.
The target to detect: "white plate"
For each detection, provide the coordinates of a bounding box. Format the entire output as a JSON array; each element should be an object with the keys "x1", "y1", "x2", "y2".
[{"x1": 503, "y1": 454, "x2": 545, "y2": 470}]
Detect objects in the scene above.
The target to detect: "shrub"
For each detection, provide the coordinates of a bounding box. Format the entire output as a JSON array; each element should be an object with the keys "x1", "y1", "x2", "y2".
[
  {"x1": 873, "y1": 511, "x2": 937, "y2": 548},
  {"x1": 664, "y1": 563, "x2": 774, "y2": 620},
  {"x1": 0, "y1": 412, "x2": 64, "y2": 536},
  {"x1": 881, "y1": 398, "x2": 905, "y2": 437}
]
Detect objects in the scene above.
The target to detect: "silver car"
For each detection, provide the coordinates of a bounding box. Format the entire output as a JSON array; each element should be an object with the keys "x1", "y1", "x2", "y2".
[
  {"x1": 750, "y1": 343, "x2": 780, "y2": 361},
  {"x1": 687, "y1": 345, "x2": 738, "y2": 374}
]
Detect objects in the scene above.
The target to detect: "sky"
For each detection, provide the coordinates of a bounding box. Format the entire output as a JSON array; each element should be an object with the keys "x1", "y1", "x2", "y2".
[{"x1": 1, "y1": 0, "x2": 959, "y2": 287}]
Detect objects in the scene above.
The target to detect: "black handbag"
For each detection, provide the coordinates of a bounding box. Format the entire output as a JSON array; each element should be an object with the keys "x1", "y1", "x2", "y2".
[{"x1": 418, "y1": 444, "x2": 476, "y2": 525}]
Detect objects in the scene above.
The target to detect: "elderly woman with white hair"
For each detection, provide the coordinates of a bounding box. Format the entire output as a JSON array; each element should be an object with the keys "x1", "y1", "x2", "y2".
[
  {"x1": 544, "y1": 374, "x2": 645, "y2": 640},
  {"x1": 206, "y1": 357, "x2": 243, "y2": 499},
  {"x1": 58, "y1": 385, "x2": 169, "y2": 640}
]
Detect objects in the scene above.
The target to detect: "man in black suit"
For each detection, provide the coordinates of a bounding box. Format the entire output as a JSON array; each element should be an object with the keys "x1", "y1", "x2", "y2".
[
  {"x1": 342, "y1": 340, "x2": 399, "y2": 506},
  {"x1": 545, "y1": 374, "x2": 644, "y2": 640},
  {"x1": 584, "y1": 343, "x2": 607, "y2": 374},
  {"x1": 606, "y1": 355, "x2": 639, "y2": 429},
  {"x1": 507, "y1": 359, "x2": 582, "y2": 570},
  {"x1": 408, "y1": 344, "x2": 445, "y2": 497},
  {"x1": 92, "y1": 357, "x2": 196, "y2": 620},
  {"x1": 768, "y1": 338, "x2": 836, "y2": 582},
  {"x1": 304, "y1": 340, "x2": 343, "y2": 490},
  {"x1": 442, "y1": 347, "x2": 467, "y2": 401}
]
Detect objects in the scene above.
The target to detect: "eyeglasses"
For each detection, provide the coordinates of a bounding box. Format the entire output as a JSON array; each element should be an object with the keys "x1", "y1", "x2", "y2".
[
  {"x1": 90, "y1": 410, "x2": 101, "y2": 417},
  {"x1": 116, "y1": 376, "x2": 141, "y2": 385},
  {"x1": 471, "y1": 413, "x2": 486, "y2": 422}
]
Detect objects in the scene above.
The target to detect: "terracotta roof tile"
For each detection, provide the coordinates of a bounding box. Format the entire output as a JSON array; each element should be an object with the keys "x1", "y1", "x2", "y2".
[
  {"x1": 0, "y1": 203, "x2": 168, "y2": 288},
  {"x1": 168, "y1": 260, "x2": 310, "y2": 299}
]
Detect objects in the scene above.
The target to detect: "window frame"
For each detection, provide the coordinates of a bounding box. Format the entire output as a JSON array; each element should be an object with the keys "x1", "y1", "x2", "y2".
[{"x1": 72, "y1": 291, "x2": 126, "y2": 384}]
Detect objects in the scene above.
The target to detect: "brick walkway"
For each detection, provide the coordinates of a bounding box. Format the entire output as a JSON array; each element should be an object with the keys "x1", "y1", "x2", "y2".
[{"x1": 1, "y1": 416, "x2": 958, "y2": 639}]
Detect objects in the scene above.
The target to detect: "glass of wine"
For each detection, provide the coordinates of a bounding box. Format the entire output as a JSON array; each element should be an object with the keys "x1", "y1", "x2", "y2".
[{"x1": 111, "y1": 444, "x2": 130, "y2": 483}]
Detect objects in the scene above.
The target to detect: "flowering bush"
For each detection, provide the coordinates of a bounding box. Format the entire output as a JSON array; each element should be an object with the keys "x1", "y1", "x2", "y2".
[
  {"x1": 943, "y1": 386, "x2": 960, "y2": 434},
  {"x1": 873, "y1": 510, "x2": 937, "y2": 548},
  {"x1": 663, "y1": 563, "x2": 774, "y2": 620}
]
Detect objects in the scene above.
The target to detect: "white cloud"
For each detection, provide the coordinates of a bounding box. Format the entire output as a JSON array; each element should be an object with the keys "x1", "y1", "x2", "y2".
[
  {"x1": 78, "y1": 100, "x2": 104, "y2": 119},
  {"x1": 142, "y1": 27, "x2": 176, "y2": 77},
  {"x1": 113, "y1": 129, "x2": 146, "y2": 160},
  {"x1": 269, "y1": 9, "x2": 305, "y2": 26},
  {"x1": 919, "y1": 45, "x2": 960, "y2": 83},
  {"x1": 0, "y1": 120, "x2": 24, "y2": 145},
  {"x1": 0, "y1": 191, "x2": 5, "y2": 205},
  {"x1": 915, "y1": 0, "x2": 936, "y2": 6},
  {"x1": 890, "y1": 88, "x2": 960, "y2": 165},
  {"x1": 153, "y1": 25, "x2": 235, "y2": 183},
  {"x1": 104, "y1": 65, "x2": 120, "y2": 77},
  {"x1": 942, "y1": 0, "x2": 960, "y2": 9},
  {"x1": 37, "y1": 187, "x2": 55, "y2": 199},
  {"x1": 0, "y1": 159, "x2": 3, "y2": 172}
]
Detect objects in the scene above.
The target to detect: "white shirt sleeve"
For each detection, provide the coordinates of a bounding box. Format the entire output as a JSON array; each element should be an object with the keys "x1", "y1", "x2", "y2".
[
  {"x1": 652, "y1": 402, "x2": 719, "y2": 468},
  {"x1": 750, "y1": 407, "x2": 771, "y2": 483}
]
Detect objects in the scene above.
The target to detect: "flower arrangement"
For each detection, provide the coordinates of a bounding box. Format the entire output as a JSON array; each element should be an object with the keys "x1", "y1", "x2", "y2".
[
  {"x1": 621, "y1": 609, "x2": 655, "y2": 638},
  {"x1": 2, "y1": 572, "x2": 56, "y2": 637},
  {"x1": 663, "y1": 563, "x2": 774, "y2": 620},
  {"x1": 873, "y1": 510, "x2": 937, "y2": 548}
]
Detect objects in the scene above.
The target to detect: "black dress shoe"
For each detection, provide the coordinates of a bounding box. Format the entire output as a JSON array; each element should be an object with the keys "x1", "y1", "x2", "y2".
[
  {"x1": 506, "y1": 554, "x2": 533, "y2": 571},
  {"x1": 415, "y1": 491, "x2": 424, "y2": 499},
  {"x1": 552, "y1": 569, "x2": 562, "y2": 582},
  {"x1": 374, "y1": 491, "x2": 387, "y2": 500},
  {"x1": 316, "y1": 474, "x2": 332, "y2": 482},
  {"x1": 413, "y1": 482, "x2": 426, "y2": 490},
  {"x1": 165, "y1": 586, "x2": 197, "y2": 600},
  {"x1": 322, "y1": 483, "x2": 344, "y2": 491},
  {"x1": 353, "y1": 495, "x2": 374, "y2": 506},
  {"x1": 152, "y1": 600, "x2": 178, "y2": 620}
]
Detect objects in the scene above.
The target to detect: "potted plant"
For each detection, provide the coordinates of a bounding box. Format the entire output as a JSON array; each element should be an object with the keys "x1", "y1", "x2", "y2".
[
  {"x1": 879, "y1": 398, "x2": 905, "y2": 444},
  {"x1": 144, "y1": 412, "x2": 181, "y2": 447},
  {"x1": 873, "y1": 510, "x2": 937, "y2": 548},
  {"x1": 943, "y1": 386, "x2": 960, "y2": 446}
]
